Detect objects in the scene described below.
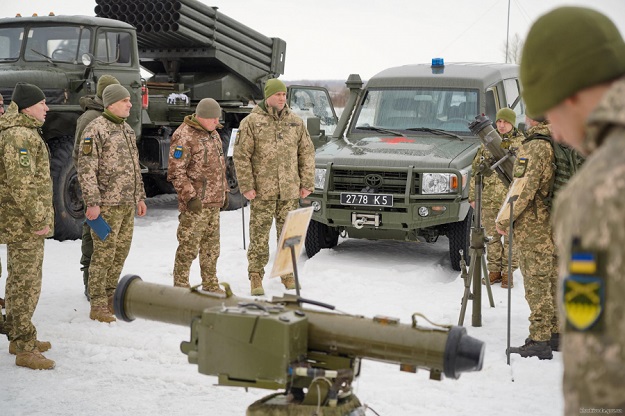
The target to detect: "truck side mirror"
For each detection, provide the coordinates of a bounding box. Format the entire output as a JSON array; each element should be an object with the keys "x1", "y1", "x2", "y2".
[{"x1": 307, "y1": 117, "x2": 321, "y2": 137}]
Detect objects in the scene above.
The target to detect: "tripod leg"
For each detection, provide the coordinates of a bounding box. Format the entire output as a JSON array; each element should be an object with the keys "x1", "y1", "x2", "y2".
[{"x1": 483, "y1": 255, "x2": 495, "y2": 307}]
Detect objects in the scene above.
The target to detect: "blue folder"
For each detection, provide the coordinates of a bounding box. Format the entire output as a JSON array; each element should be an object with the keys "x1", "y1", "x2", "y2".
[{"x1": 86, "y1": 215, "x2": 111, "y2": 241}]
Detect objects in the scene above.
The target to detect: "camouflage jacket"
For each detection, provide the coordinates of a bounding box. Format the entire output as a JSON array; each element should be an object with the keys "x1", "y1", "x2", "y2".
[
  {"x1": 552, "y1": 76, "x2": 625, "y2": 412},
  {"x1": 77, "y1": 114, "x2": 146, "y2": 207},
  {"x1": 73, "y1": 95, "x2": 104, "y2": 168},
  {"x1": 0, "y1": 102, "x2": 54, "y2": 243},
  {"x1": 496, "y1": 122, "x2": 555, "y2": 249},
  {"x1": 469, "y1": 128, "x2": 523, "y2": 207},
  {"x1": 233, "y1": 101, "x2": 315, "y2": 200},
  {"x1": 167, "y1": 115, "x2": 227, "y2": 212}
]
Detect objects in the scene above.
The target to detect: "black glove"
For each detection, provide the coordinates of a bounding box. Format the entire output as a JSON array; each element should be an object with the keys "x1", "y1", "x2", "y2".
[{"x1": 187, "y1": 197, "x2": 202, "y2": 213}]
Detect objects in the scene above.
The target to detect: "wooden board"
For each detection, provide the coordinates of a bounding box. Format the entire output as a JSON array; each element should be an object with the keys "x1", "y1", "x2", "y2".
[{"x1": 269, "y1": 206, "x2": 314, "y2": 278}]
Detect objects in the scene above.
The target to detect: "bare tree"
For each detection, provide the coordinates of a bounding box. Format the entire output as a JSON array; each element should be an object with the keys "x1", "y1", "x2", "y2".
[{"x1": 502, "y1": 33, "x2": 524, "y2": 64}]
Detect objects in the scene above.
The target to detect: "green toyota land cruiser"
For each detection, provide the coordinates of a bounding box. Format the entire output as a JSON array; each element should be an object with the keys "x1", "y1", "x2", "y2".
[{"x1": 293, "y1": 59, "x2": 525, "y2": 271}]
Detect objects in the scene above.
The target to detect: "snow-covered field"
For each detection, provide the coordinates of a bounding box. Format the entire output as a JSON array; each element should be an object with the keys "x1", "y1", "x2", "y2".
[{"x1": 0, "y1": 197, "x2": 562, "y2": 415}]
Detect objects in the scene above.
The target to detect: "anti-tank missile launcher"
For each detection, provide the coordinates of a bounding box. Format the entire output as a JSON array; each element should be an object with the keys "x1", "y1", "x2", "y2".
[
  {"x1": 468, "y1": 114, "x2": 516, "y2": 187},
  {"x1": 114, "y1": 275, "x2": 485, "y2": 414}
]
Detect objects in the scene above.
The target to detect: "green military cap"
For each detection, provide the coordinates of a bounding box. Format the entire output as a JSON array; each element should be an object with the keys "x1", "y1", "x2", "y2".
[
  {"x1": 264, "y1": 78, "x2": 287, "y2": 99},
  {"x1": 496, "y1": 108, "x2": 516, "y2": 126},
  {"x1": 96, "y1": 75, "x2": 120, "y2": 99},
  {"x1": 520, "y1": 7, "x2": 625, "y2": 118},
  {"x1": 103, "y1": 84, "x2": 130, "y2": 108},
  {"x1": 12, "y1": 82, "x2": 45, "y2": 110},
  {"x1": 196, "y1": 98, "x2": 221, "y2": 119}
]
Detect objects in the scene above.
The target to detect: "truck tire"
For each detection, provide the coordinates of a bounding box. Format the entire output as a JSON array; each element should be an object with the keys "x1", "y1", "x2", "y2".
[
  {"x1": 49, "y1": 137, "x2": 84, "y2": 241},
  {"x1": 305, "y1": 220, "x2": 339, "y2": 258},
  {"x1": 447, "y1": 207, "x2": 472, "y2": 271}
]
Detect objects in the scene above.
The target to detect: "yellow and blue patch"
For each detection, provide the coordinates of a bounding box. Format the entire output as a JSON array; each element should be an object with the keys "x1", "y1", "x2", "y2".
[
  {"x1": 19, "y1": 148, "x2": 30, "y2": 167},
  {"x1": 514, "y1": 157, "x2": 528, "y2": 178},
  {"x1": 563, "y1": 247, "x2": 605, "y2": 331},
  {"x1": 83, "y1": 137, "x2": 93, "y2": 155},
  {"x1": 173, "y1": 145, "x2": 184, "y2": 159}
]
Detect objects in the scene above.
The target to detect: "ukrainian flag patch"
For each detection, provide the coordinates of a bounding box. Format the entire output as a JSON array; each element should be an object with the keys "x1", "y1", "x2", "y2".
[
  {"x1": 569, "y1": 252, "x2": 597, "y2": 274},
  {"x1": 563, "y1": 243, "x2": 605, "y2": 332},
  {"x1": 83, "y1": 137, "x2": 93, "y2": 155},
  {"x1": 19, "y1": 148, "x2": 30, "y2": 167},
  {"x1": 514, "y1": 158, "x2": 527, "y2": 178},
  {"x1": 173, "y1": 145, "x2": 183, "y2": 159}
]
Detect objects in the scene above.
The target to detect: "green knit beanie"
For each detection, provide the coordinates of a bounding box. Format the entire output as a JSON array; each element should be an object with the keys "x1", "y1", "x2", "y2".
[
  {"x1": 496, "y1": 108, "x2": 516, "y2": 126},
  {"x1": 96, "y1": 75, "x2": 120, "y2": 99},
  {"x1": 12, "y1": 82, "x2": 46, "y2": 110},
  {"x1": 103, "y1": 84, "x2": 130, "y2": 108},
  {"x1": 521, "y1": 7, "x2": 625, "y2": 118},
  {"x1": 264, "y1": 78, "x2": 287, "y2": 99},
  {"x1": 196, "y1": 98, "x2": 221, "y2": 118}
]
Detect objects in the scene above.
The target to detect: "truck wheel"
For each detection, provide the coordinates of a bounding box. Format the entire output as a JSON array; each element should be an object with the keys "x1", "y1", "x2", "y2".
[
  {"x1": 305, "y1": 220, "x2": 339, "y2": 258},
  {"x1": 447, "y1": 207, "x2": 472, "y2": 271},
  {"x1": 49, "y1": 137, "x2": 84, "y2": 241}
]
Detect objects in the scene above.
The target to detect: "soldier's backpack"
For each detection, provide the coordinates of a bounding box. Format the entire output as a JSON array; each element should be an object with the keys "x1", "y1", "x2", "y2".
[{"x1": 526, "y1": 133, "x2": 584, "y2": 210}]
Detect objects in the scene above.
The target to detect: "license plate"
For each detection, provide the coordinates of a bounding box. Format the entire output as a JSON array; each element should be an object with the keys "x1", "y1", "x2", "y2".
[{"x1": 340, "y1": 193, "x2": 393, "y2": 207}]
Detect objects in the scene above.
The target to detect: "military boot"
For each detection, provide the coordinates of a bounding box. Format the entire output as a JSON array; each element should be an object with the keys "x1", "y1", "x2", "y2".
[
  {"x1": 16, "y1": 350, "x2": 55, "y2": 370},
  {"x1": 90, "y1": 305, "x2": 116, "y2": 323},
  {"x1": 9, "y1": 340, "x2": 51, "y2": 355},
  {"x1": 202, "y1": 283, "x2": 226, "y2": 295},
  {"x1": 482, "y1": 271, "x2": 502, "y2": 285},
  {"x1": 280, "y1": 275, "x2": 299, "y2": 290},
  {"x1": 250, "y1": 273, "x2": 264, "y2": 296},
  {"x1": 508, "y1": 339, "x2": 552, "y2": 360},
  {"x1": 501, "y1": 273, "x2": 514, "y2": 288}
]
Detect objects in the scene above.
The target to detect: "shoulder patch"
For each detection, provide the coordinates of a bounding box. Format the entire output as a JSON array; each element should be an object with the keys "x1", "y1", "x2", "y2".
[
  {"x1": 173, "y1": 145, "x2": 184, "y2": 159},
  {"x1": 514, "y1": 157, "x2": 528, "y2": 178},
  {"x1": 19, "y1": 148, "x2": 30, "y2": 167},
  {"x1": 563, "y1": 243, "x2": 606, "y2": 332},
  {"x1": 83, "y1": 137, "x2": 93, "y2": 155}
]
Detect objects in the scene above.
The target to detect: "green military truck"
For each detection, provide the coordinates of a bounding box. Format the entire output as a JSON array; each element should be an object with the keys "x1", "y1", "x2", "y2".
[
  {"x1": 302, "y1": 60, "x2": 525, "y2": 270},
  {"x1": 0, "y1": 0, "x2": 292, "y2": 240}
]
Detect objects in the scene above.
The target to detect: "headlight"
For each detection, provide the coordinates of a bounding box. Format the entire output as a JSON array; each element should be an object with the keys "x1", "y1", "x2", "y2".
[
  {"x1": 314, "y1": 168, "x2": 327, "y2": 189},
  {"x1": 422, "y1": 170, "x2": 469, "y2": 194},
  {"x1": 422, "y1": 173, "x2": 453, "y2": 194}
]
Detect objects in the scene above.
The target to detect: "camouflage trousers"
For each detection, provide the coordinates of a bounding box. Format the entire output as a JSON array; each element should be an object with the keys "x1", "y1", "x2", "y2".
[
  {"x1": 89, "y1": 204, "x2": 135, "y2": 307},
  {"x1": 482, "y1": 203, "x2": 518, "y2": 272},
  {"x1": 4, "y1": 237, "x2": 44, "y2": 353},
  {"x1": 247, "y1": 199, "x2": 299, "y2": 278},
  {"x1": 173, "y1": 207, "x2": 221, "y2": 288},
  {"x1": 518, "y1": 243, "x2": 559, "y2": 341}
]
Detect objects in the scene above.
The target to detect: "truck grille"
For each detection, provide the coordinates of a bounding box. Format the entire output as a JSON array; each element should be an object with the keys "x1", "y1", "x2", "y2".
[{"x1": 331, "y1": 169, "x2": 420, "y2": 194}]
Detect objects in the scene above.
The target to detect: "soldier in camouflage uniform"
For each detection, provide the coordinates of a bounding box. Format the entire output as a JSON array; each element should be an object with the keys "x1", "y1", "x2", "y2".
[
  {"x1": 234, "y1": 79, "x2": 315, "y2": 296},
  {"x1": 520, "y1": 7, "x2": 625, "y2": 413},
  {"x1": 77, "y1": 84, "x2": 147, "y2": 323},
  {"x1": 469, "y1": 107, "x2": 522, "y2": 288},
  {"x1": 0, "y1": 83, "x2": 55, "y2": 370},
  {"x1": 496, "y1": 118, "x2": 559, "y2": 360},
  {"x1": 168, "y1": 98, "x2": 228, "y2": 294},
  {"x1": 73, "y1": 75, "x2": 120, "y2": 300},
  {"x1": 0, "y1": 92, "x2": 4, "y2": 325}
]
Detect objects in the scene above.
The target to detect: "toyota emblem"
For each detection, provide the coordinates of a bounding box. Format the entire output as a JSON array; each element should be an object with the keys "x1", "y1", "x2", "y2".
[{"x1": 364, "y1": 174, "x2": 383, "y2": 188}]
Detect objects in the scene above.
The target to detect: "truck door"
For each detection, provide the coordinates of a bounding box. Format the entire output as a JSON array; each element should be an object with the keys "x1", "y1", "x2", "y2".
[{"x1": 287, "y1": 86, "x2": 338, "y2": 148}]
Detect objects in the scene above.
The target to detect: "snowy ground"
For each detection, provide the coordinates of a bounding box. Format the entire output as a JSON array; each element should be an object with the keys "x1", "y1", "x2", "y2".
[{"x1": 0, "y1": 197, "x2": 563, "y2": 415}]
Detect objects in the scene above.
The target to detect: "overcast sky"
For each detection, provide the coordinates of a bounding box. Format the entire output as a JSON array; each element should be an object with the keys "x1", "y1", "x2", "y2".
[{"x1": 3, "y1": 0, "x2": 624, "y2": 80}]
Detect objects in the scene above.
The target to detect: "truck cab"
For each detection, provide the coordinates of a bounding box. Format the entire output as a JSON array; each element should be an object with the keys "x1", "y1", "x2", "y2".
[{"x1": 299, "y1": 60, "x2": 525, "y2": 270}]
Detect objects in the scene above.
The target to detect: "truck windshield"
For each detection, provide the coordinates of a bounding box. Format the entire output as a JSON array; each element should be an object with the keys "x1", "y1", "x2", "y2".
[
  {"x1": 0, "y1": 27, "x2": 24, "y2": 61},
  {"x1": 24, "y1": 25, "x2": 91, "y2": 63},
  {"x1": 353, "y1": 88, "x2": 479, "y2": 135}
]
